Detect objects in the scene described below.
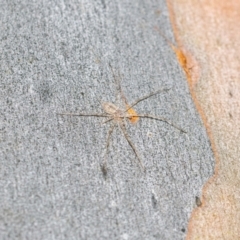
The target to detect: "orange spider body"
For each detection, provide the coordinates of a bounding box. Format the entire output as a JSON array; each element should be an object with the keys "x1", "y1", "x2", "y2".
[{"x1": 126, "y1": 105, "x2": 139, "y2": 124}]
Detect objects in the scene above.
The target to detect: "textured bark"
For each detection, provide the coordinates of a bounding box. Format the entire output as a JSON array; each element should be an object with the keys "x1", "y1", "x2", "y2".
[{"x1": 0, "y1": 1, "x2": 214, "y2": 239}]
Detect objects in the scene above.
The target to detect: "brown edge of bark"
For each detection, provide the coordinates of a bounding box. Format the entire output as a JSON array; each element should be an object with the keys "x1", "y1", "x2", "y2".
[{"x1": 166, "y1": 1, "x2": 220, "y2": 239}]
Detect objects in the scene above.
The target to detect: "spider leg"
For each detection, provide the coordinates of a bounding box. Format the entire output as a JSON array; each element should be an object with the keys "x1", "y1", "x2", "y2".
[
  {"x1": 125, "y1": 88, "x2": 170, "y2": 113},
  {"x1": 154, "y1": 26, "x2": 174, "y2": 49},
  {"x1": 119, "y1": 120, "x2": 146, "y2": 172},
  {"x1": 102, "y1": 117, "x2": 114, "y2": 125},
  {"x1": 57, "y1": 113, "x2": 109, "y2": 117},
  {"x1": 134, "y1": 114, "x2": 186, "y2": 133},
  {"x1": 109, "y1": 63, "x2": 129, "y2": 107},
  {"x1": 102, "y1": 123, "x2": 116, "y2": 174}
]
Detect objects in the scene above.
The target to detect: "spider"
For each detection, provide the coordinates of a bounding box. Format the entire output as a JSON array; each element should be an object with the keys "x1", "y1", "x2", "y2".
[{"x1": 58, "y1": 64, "x2": 186, "y2": 174}]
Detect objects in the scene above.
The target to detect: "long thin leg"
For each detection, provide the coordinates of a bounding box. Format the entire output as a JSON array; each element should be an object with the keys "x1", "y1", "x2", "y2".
[
  {"x1": 109, "y1": 63, "x2": 129, "y2": 106},
  {"x1": 134, "y1": 114, "x2": 186, "y2": 133},
  {"x1": 154, "y1": 26, "x2": 174, "y2": 49},
  {"x1": 102, "y1": 117, "x2": 114, "y2": 125},
  {"x1": 57, "y1": 113, "x2": 109, "y2": 117},
  {"x1": 102, "y1": 123, "x2": 115, "y2": 169},
  {"x1": 125, "y1": 88, "x2": 170, "y2": 112},
  {"x1": 119, "y1": 121, "x2": 146, "y2": 172}
]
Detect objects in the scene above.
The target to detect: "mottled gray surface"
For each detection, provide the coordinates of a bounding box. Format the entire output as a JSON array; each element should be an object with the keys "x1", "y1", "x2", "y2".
[{"x1": 0, "y1": 0, "x2": 214, "y2": 239}]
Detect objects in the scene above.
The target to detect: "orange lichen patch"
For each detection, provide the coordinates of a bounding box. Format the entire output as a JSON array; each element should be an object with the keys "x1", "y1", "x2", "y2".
[
  {"x1": 173, "y1": 47, "x2": 200, "y2": 91},
  {"x1": 154, "y1": 26, "x2": 200, "y2": 90},
  {"x1": 172, "y1": 47, "x2": 189, "y2": 79},
  {"x1": 126, "y1": 105, "x2": 139, "y2": 124}
]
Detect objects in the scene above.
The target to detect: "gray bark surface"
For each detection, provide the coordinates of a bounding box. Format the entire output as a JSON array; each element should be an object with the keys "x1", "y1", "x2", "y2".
[{"x1": 0, "y1": 1, "x2": 214, "y2": 239}]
